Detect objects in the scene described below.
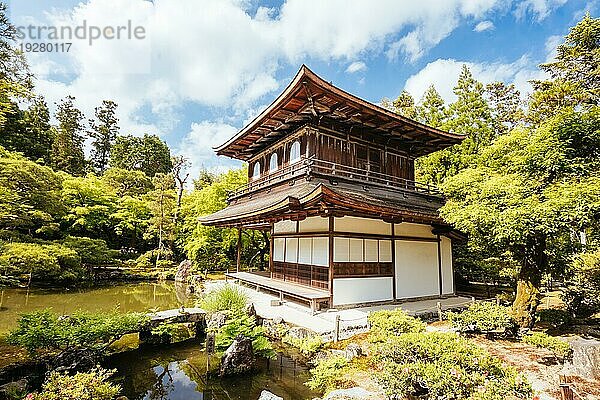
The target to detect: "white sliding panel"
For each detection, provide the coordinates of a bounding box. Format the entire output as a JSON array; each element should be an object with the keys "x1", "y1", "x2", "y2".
[
  {"x1": 312, "y1": 237, "x2": 329, "y2": 266},
  {"x1": 298, "y1": 238, "x2": 312, "y2": 265},
  {"x1": 273, "y1": 238, "x2": 285, "y2": 262},
  {"x1": 285, "y1": 238, "x2": 298, "y2": 263},
  {"x1": 333, "y1": 237, "x2": 350, "y2": 262}
]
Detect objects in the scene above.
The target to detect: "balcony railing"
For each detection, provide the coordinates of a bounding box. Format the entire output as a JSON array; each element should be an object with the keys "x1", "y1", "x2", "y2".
[{"x1": 227, "y1": 156, "x2": 441, "y2": 201}]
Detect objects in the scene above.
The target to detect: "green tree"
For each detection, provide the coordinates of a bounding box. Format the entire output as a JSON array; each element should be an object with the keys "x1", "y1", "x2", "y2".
[
  {"x1": 112, "y1": 196, "x2": 151, "y2": 250},
  {"x1": 529, "y1": 13, "x2": 600, "y2": 122},
  {"x1": 146, "y1": 173, "x2": 176, "y2": 267},
  {"x1": 441, "y1": 108, "x2": 600, "y2": 327},
  {"x1": 392, "y1": 90, "x2": 417, "y2": 119},
  {"x1": 417, "y1": 66, "x2": 493, "y2": 185},
  {"x1": 171, "y1": 155, "x2": 190, "y2": 226},
  {"x1": 415, "y1": 85, "x2": 446, "y2": 128},
  {"x1": 101, "y1": 167, "x2": 152, "y2": 197},
  {"x1": 88, "y1": 100, "x2": 119, "y2": 174},
  {"x1": 485, "y1": 81, "x2": 524, "y2": 135},
  {"x1": 109, "y1": 134, "x2": 172, "y2": 177},
  {"x1": 51, "y1": 96, "x2": 86, "y2": 176}
]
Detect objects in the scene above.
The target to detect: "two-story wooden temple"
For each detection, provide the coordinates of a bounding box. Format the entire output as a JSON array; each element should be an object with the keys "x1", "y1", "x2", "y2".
[{"x1": 201, "y1": 65, "x2": 464, "y2": 311}]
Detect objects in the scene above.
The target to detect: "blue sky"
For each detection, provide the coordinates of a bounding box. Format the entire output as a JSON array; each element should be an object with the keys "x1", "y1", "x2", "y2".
[{"x1": 7, "y1": 0, "x2": 597, "y2": 178}]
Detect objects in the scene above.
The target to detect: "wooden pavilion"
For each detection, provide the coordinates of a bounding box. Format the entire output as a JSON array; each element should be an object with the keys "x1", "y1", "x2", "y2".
[{"x1": 200, "y1": 65, "x2": 464, "y2": 310}]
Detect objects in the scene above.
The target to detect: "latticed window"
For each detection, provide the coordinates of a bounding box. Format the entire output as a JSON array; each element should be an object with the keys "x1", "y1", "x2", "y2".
[{"x1": 252, "y1": 161, "x2": 261, "y2": 179}]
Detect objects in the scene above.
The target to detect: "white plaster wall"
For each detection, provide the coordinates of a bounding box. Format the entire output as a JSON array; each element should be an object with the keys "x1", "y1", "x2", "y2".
[
  {"x1": 335, "y1": 216, "x2": 391, "y2": 235},
  {"x1": 299, "y1": 216, "x2": 329, "y2": 232},
  {"x1": 394, "y1": 222, "x2": 435, "y2": 238},
  {"x1": 274, "y1": 220, "x2": 297, "y2": 234},
  {"x1": 333, "y1": 277, "x2": 393, "y2": 306},
  {"x1": 273, "y1": 238, "x2": 285, "y2": 262},
  {"x1": 441, "y1": 236, "x2": 454, "y2": 295},
  {"x1": 395, "y1": 240, "x2": 439, "y2": 298}
]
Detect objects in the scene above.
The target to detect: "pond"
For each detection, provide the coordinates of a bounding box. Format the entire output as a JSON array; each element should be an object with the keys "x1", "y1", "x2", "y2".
[{"x1": 0, "y1": 282, "x2": 317, "y2": 400}]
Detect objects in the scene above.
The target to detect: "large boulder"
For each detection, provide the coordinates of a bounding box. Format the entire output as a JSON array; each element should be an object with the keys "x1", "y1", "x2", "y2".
[
  {"x1": 175, "y1": 260, "x2": 193, "y2": 282},
  {"x1": 47, "y1": 348, "x2": 102, "y2": 375},
  {"x1": 220, "y1": 334, "x2": 254, "y2": 376},
  {"x1": 258, "y1": 390, "x2": 283, "y2": 400},
  {"x1": 262, "y1": 318, "x2": 288, "y2": 339},
  {"x1": 562, "y1": 337, "x2": 600, "y2": 380}
]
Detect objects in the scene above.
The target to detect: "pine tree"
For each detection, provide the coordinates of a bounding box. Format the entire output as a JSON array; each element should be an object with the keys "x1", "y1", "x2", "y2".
[
  {"x1": 392, "y1": 90, "x2": 417, "y2": 119},
  {"x1": 51, "y1": 96, "x2": 86, "y2": 176},
  {"x1": 485, "y1": 82, "x2": 524, "y2": 136},
  {"x1": 22, "y1": 96, "x2": 54, "y2": 164},
  {"x1": 415, "y1": 85, "x2": 446, "y2": 128},
  {"x1": 88, "y1": 100, "x2": 119, "y2": 174}
]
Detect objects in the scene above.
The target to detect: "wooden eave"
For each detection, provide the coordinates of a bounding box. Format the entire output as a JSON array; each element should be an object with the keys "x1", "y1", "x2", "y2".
[{"x1": 215, "y1": 65, "x2": 465, "y2": 161}]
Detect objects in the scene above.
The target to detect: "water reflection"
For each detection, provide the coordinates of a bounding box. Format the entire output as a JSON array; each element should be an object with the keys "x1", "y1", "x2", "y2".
[
  {"x1": 0, "y1": 282, "x2": 194, "y2": 333},
  {"x1": 106, "y1": 340, "x2": 317, "y2": 400}
]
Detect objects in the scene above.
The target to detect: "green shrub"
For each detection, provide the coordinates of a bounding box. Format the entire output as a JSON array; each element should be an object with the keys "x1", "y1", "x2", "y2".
[
  {"x1": 6, "y1": 309, "x2": 149, "y2": 354},
  {"x1": 27, "y1": 368, "x2": 121, "y2": 400},
  {"x1": 306, "y1": 355, "x2": 350, "y2": 393},
  {"x1": 447, "y1": 302, "x2": 518, "y2": 334},
  {"x1": 0, "y1": 242, "x2": 86, "y2": 283},
  {"x1": 367, "y1": 308, "x2": 425, "y2": 336},
  {"x1": 62, "y1": 236, "x2": 119, "y2": 266},
  {"x1": 521, "y1": 332, "x2": 572, "y2": 360},
  {"x1": 563, "y1": 250, "x2": 600, "y2": 318},
  {"x1": 214, "y1": 313, "x2": 275, "y2": 359},
  {"x1": 200, "y1": 284, "x2": 249, "y2": 313},
  {"x1": 373, "y1": 332, "x2": 532, "y2": 399},
  {"x1": 282, "y1": 333, "x2": 324, "y2": 356},
  {"x1": 537, "y1": 309, "x2": 573, "y2": 328}
]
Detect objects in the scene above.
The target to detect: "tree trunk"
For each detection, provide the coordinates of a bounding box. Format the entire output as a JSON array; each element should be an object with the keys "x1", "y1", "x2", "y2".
[{"x1": 512, "y1": 237, "x2": 546, "y2": 328}]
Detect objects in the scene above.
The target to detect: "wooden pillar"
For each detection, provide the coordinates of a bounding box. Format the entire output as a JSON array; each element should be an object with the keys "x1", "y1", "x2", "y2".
[
  {"x1": 269, "y1": 223, "x2": 274, "y2": 279},
  {"x1": 391, "y1": 222, "x2": 396, "y2": 301},
  {"x1": 328, "y1": 216, "x2": 334, "y2": 306},
  {"x1": 236, "y1": 227, "x2": 242, "y2": 273},
  {"x1": 437, "y1": 233, "x2": 443, "y2": 297}
]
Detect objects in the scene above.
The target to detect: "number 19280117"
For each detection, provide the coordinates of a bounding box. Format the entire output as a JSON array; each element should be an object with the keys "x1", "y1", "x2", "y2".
[{"x1": 19, "y1": 42, "x2": 72, "y2": 52}]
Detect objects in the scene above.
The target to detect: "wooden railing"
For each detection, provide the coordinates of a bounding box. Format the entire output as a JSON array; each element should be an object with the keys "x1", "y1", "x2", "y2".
[{"x1": 227, "y1": 156, "x2": 441, "y2": 201}]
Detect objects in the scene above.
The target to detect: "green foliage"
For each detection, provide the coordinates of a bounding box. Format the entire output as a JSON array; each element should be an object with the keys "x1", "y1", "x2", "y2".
[
  {"x1": 213, "y1": 313, "x2": 275, "y2": 359},
  {"x1": 373, "y1": 332, "x2": 532, "y2": 399},
  {"x1": 537, "y1": 309, "x2": 573, "y2": 328},
  {"x1": 0, "y1": 241, "x2": 85, "y2": 283},
  {"x1": 415, "y1": 84, "x2": 446, "y2": 128},
  {"x1": 27, "y1": 368, "x2": 121, "y2": 400},
  {"x1": 51, "y1": 96, "x2": 86, "y2": 176},
  {"x1": 282, "y1": 333, "x2": 324, "y2": 356},
  {"x1": 61, "y1": 236, "x2": 119, "y2": 266},
  {"x1": 521, "y1": 332, "x2": 572, "y2": 360},
  {"x1": 6, "y1": 309, "x2": 149, "y2": 354},
  {"x1": 563, "y1": 250, "x2": 600, "y2": 318},
  {"x1": 200, "y1": 284, "x2": 248, "y2": 312},
  {"x1": 102, "y1": 167, "x2": 152, "y2": 197},
  {"x1": 447, "y1": 302, "x2": 518, "y2": 333},
  {"x1": 88, "y1": 100, "x2": 119, "y2": 174},
  {"x1": 109, "y1": 134, "x2": 172, "y2": 177},
  {"x1": 367, "y1": 308, "x2": 425, "y2": 336},
  {"x1": 305, "y1": 355, "x2": 350, "y2": 393}
]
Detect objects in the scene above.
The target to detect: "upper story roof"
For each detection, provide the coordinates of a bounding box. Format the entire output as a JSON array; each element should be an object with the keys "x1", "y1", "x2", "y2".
[{"x1": 215, "y1": 65, "x2": 464, "y2": 161}]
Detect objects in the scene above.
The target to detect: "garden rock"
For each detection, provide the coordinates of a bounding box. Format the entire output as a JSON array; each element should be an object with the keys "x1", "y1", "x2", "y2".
[
  {"x1": 258, "y1": 390, "x2": 283, "y2": 400},
  {"x1": 175, "y1": 260, "x2": 193, "y2": 282},
  {"x1": 345, "y1": 343, "x2": 362, "y2": 360},
  {"x1": 323, "y1": 387, "x2": 381, "y2": 399},
  {"x1": 0, "y1": 378, "x2": 28, "y2": 399},
  {"x1": 287, "y1": 326, "x2": 313, "y2": 340},
  {"x1": 262, "y1": 319, "x2": 288, "y2": 339},
  {"x1": 207, "y1": 311, "x2": 229, "y2": 330},
  {"x1": 246, "y1": 303, "x2": 257, "y2": 318},
  {"x1": 220, "y1": 334, "x2": 254, "y2": 376},
  {"x1": 47, "y1": 348, "x2": 102, "y2": 375}
]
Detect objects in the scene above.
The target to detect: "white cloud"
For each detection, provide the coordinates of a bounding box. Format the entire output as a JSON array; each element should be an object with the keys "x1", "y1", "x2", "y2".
[
  {"x1": 544, "y1": 34, "x2": 562, "y2": 62},
  {"x1": 514, "y1": 0, "x2": 567, "y2": 21},
  {"x1": 474, "y1": 20, "x2": 495, "y2": 32},
  {"x1": 176, "y1": 121, "x2": 242, "y2": 180},
  {"x1": 345, "y1": 61, "x2": 367, "y2": 74},
  {"x1": 404, "y1": 56, "x2": 545, "y2": 104}
]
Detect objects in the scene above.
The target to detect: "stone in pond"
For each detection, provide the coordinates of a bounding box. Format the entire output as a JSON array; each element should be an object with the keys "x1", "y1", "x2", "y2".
[
  {"x1": 220, "y1": 334, "x2": 254, "y2": 376},
  {"x1": 175, "y1": 259, "x2": 192, "y2": 282},
  {"x1": 258, "y1": 390, "x2": 283, "y2": 400}
]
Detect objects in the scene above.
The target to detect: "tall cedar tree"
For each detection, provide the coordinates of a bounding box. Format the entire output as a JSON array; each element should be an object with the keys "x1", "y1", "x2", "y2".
[
  {"x1": 392, "y1": 90, "x2": 417, "y2": 119},
  {"x1": 51, "y1": 96, "x2": 86, "y2": 176},
  {"x1": 415, "y1": 85, "x2": 446, "y2": 128},
  {"x1": 485, "y1": 82, "x2": 524, "y2": 135},
  {"x1": 89, "y1": 100, "x2": 119, "y2": 174}
]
